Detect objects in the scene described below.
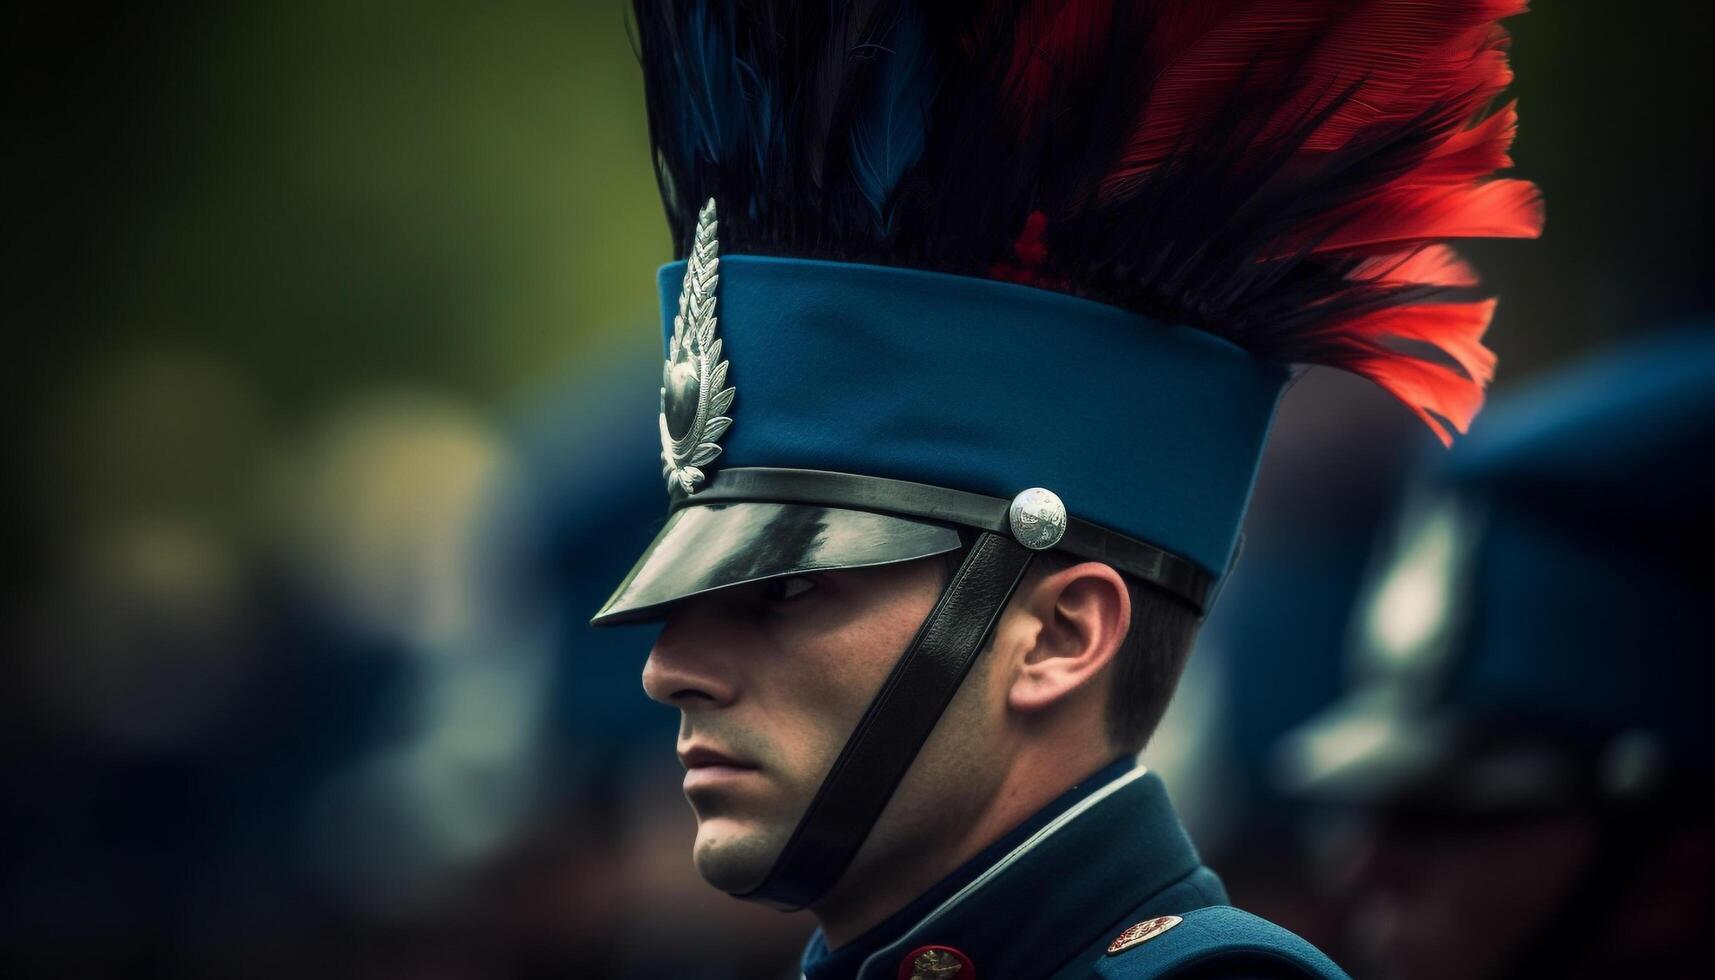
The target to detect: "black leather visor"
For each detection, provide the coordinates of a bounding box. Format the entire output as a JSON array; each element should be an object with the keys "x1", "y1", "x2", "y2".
[{"x1": 590, "y1": 500, "x2": 963, "y2": 626}]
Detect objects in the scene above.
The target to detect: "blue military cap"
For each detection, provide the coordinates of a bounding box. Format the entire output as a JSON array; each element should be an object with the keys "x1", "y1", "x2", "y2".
[
  {"x1": 593, "y1": 250, "x2": 1284, "y2": 623},
  {"x1": 1275, "y1": 327, "x2": 1715, "y2": 811}
]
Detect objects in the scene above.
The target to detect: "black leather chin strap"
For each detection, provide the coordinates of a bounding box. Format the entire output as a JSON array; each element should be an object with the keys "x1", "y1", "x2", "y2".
[{"x1": 733, "y1": 531, "x2": 1036, "y2": 909}]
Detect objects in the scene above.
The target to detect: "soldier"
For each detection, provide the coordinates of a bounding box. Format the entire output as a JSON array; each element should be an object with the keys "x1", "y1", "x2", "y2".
[
  {"x1": 1274, "y1": 330, "x2": 1715, "y2": 980},
  {"x1": 591, "y1": 2, "x2": 1542, "y2": 977}
]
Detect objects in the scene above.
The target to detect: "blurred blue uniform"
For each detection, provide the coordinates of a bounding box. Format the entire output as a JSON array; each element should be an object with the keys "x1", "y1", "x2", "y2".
[
  {"x1": 501, "y1": 334, "x2": 673, "y2": 754},
  {"x1": 1276, "y1": 326, "x2": 1715, "y2": 979}
]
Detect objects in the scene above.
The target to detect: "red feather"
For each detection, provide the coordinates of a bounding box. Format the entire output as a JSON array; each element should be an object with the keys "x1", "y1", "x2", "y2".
[
  {"x1": 1003, "y1": 0, "x2": 1116, "y2": 120},
  {"x1": 1341, "y1": 350, "x2": 1490, "y2": 446},
  {"x1": 1348, "y1": 245, "x2": 1480, "y2": 289},
  {"x1": 1409, "y1": 101, "x2": 1520, "y2": 184},
  {"x1": 1355, "y1": 301, "x2": 1497, "y2": 386},
  {"x1": 1101, "y1": 1, "x2": 1341, "y2": 199},
  {"x1": 995, "y1": 0, "x2": 1542, "y2": 443},
  {"x1": 1294, "y1": 300, "x2": 1499, "y2": 445},
  {"x1": 1310, "y1": 179, "x2": 1544, "y2": 253}
]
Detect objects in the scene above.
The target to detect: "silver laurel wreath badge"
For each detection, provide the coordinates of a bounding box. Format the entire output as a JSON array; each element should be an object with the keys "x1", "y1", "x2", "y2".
[{"x1": 659, "y1": 198, "x2": 736, "y2": 494}]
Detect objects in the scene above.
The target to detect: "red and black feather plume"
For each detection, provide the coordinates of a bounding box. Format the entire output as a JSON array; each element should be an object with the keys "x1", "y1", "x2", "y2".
[{"x1": 634, "y1": 0, "x2": 1543, "y2": 444}]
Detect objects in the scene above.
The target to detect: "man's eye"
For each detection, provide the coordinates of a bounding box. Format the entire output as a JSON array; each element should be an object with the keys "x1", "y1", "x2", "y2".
[{"x1": 763, "y1": 575, "x2": 818, "y2": 602}]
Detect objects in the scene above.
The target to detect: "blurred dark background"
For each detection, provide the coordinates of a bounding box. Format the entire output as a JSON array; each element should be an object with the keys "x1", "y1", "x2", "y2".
[{"x1": 4, "y1": 3, "x2": 1711, "y2": 978}]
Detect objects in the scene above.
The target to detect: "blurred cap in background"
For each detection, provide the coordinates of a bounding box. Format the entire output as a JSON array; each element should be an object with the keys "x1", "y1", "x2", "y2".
[
  {"x1": 1273, "y1": 325, "x2": 1715, "y2": 980},
  {"x1": 1277, "y1": 325, "x2": 1715, "y2": 810}
]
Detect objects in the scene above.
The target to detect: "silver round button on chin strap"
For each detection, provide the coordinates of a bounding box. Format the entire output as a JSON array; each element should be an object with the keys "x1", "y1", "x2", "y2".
[{"x1": 1008, "y1": 487, "x2": 1068, "y2": 551}]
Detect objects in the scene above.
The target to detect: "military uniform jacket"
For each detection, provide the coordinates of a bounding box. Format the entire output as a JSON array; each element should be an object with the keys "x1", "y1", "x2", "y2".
[{"x1": 799, "y1": 762, "x2": 1347, "y2": 980}]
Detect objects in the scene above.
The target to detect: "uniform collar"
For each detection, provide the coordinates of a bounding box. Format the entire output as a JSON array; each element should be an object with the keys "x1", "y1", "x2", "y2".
[{"x1": 802, "y1": 759, "x2": 1203, "y2": 980}]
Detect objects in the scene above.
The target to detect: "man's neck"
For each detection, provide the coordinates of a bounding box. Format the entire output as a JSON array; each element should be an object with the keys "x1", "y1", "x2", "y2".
[{"x1": 811, "y1": 751, "x2": 1127, "y2": 949}]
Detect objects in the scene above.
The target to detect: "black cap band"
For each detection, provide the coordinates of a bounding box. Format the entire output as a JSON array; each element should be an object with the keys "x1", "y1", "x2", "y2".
[{"x1": 674, "y1": 467, "x2": 1212, "y2": 613}]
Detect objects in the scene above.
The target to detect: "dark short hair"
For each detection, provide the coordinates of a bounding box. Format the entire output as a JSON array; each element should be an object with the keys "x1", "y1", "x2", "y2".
[
  {"x1": 1020, "y1": 550, "x2": 1200, "y2": 753},
  {"x1": 939, "y1": 544, "x2": 1199, "y2": 752}
]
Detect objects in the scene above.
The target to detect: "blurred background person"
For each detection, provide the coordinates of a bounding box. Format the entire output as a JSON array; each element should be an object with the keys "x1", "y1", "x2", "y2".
[
  {"x1": 3, "y1": 2, "x2": 1712, "y2": 978},
  {"x1": 1273, "y1": 329, "x2": 1715, "y2": 979}
]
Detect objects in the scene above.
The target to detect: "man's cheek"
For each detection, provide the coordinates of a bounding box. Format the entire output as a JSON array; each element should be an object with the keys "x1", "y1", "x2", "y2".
[{"x1": 771, "y1": 706, "x2": 842, "y2": 792}]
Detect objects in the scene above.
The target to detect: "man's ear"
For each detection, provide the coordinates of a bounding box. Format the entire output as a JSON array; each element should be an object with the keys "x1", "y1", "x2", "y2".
[{"x1": 1006, "y1": 561, "x2": 1131, "y2": 714}]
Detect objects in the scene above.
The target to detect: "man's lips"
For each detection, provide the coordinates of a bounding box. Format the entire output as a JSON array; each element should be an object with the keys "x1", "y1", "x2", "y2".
[
  {"x1": 680, "y1": 744, "x2": 761, "y2": 793},
  {"x1": 678, "y1": 744, "x2": 758, "y2": 771}
]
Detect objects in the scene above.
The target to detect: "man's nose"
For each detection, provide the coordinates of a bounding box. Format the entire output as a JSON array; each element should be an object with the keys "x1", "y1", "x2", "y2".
[{"x1": 641, "y1": 599, "x2": 740, "y2": 709}]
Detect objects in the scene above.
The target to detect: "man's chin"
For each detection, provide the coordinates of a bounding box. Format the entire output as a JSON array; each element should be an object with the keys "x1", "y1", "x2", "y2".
[{"x1": 691, "y1": 816, "x2": 788, "y2": 894}]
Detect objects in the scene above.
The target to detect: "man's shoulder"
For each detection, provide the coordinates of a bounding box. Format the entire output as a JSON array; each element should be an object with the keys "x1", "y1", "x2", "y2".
[{"x1": 1086, "y1": 906, "x2": 1349, "y2": 980}]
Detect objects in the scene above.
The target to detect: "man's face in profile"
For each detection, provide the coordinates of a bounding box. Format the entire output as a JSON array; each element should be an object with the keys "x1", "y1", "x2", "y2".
[{"x1": 640, "y1": 558, "x2": 950, "y2": 893}]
